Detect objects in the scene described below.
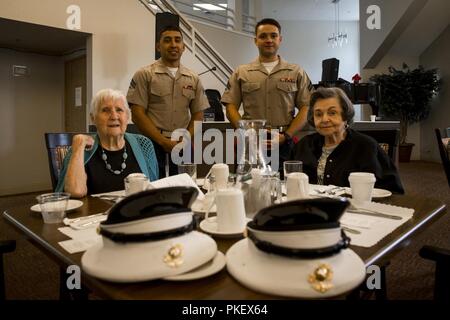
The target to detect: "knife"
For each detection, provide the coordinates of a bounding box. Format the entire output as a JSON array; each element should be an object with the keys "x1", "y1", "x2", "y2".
[{"x1": 346, "y1": 209, "x2": 402, "y2": 220}]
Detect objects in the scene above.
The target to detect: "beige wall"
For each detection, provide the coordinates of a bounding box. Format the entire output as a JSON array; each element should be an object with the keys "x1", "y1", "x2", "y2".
[
  {"x1": 420, "y1": 26, "x2": 450, "y2": 162},
  {"x1": 0, "y1": 49, "x2": 64, "y2": 194},
  {"x1": 0, "y1": 0, "x2": 156, "y2": 103}
]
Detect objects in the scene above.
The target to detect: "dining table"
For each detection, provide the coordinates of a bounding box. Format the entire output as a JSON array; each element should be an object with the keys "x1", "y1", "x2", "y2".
[{"x1": 2, "y1": 189, "x2": 447, "y2": 300}]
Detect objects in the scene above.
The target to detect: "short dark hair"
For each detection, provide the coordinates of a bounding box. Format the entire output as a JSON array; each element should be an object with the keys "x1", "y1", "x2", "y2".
[
  {"x1": 157, "y1": 25, "x2": 183, "y2": 42},
  {"x1": 255, "y1": 18, "x2": 281, "y2": 35},
  {"x1": 307, "y1": 87, "x2": 355, "y2": 127}
]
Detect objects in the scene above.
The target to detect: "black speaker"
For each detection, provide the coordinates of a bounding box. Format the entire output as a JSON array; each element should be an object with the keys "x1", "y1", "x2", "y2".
[
  {"x1": 155, "y1": 12, "x2": 180, "y2": 60},
  {"x1": 321, "y1": 58, "x2": 339, "y2": 82}
]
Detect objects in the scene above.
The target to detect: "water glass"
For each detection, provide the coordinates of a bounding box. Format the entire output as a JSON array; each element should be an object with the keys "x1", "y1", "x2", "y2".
[
  {"x1": 283, "y1": 160, "x2": 303, "y2": 180},
  {"x1": 36, "y1": 192, "x2": 70, "y2": 224},
  {"x1": 178, "y1": 163, "x2": 197, "y2": 183}
]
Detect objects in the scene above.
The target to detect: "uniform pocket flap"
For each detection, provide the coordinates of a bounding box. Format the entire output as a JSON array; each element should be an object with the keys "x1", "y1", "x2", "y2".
[
  {"x1": 242, "y1": 82, "x2": 261, "y2": 93},
  {"x1": 276, "y1": 82, "x2": 297, "y2": 93},
  {"x1": 150, "y1": 83, "x2": 171, "y2": 96}
]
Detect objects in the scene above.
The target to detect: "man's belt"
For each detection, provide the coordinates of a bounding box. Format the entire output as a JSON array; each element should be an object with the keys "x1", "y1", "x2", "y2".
[{"x1": 266, "y1": 125, "x2": 290, "y2": 133}]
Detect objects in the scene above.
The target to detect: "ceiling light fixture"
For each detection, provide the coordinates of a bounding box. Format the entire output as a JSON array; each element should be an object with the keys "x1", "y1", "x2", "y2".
[{"x1": 328, "y1": 0, "x2": 348, "y2": 48}]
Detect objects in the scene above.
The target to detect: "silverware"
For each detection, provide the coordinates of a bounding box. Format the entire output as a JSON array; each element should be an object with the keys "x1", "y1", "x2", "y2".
[
  {"x1": 346, "y1": 209, "x2": 402, "y2": 220},
  {"x1": 67, "y1": 212, "x2": 106, "y2": 224},
  {"x1": 77, "y1": 217, "x2": 107, "y2": 228}
]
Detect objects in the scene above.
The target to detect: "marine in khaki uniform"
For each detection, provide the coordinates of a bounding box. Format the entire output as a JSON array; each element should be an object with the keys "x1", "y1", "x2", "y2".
[
  {"x1": 221, "y1": 18, "x2": 314, "y2": 169},
  {"x1": 127, "y1": 26, "x2": 209, "y2": 178}
]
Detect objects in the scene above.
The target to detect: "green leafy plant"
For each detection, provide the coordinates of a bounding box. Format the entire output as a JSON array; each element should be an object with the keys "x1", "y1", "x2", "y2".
[{"x1": 370, "y1": 63, "x2": 441, "y2": 144}]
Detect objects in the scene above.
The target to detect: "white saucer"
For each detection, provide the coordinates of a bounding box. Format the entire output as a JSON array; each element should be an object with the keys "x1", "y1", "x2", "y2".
[
  {"x1": 191, "y1": 199, "x2": 217, "y2": 213},
  {"x1": 163, "y1": 251, "x2": 226, "y2": 281},
  {"x1": 30, "y1": 200, "x2": 83, "y2": 213},
  {"x1": 199, "y1": 217, "x2": 251, "y2": 238},
  {"x1": 344, "y1": 187, "x2": 392, "y2": 198}
]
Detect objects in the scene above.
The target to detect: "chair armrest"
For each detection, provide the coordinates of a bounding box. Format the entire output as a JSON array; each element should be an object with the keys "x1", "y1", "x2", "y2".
[
  {"x1": 420, "y1": 245, "x2": 450, "y2": 263},
  {"x1": 0, "y1": 240, "x2": 16, "y2": 254}
]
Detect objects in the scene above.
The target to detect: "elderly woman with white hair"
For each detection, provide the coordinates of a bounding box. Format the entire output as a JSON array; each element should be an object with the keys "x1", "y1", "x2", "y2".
[{"x1": 56, "y1": 89, "x2": 158, "y2": 197}]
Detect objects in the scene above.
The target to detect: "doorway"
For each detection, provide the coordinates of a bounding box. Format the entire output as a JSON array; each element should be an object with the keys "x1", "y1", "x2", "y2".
[{"x1": 64, "y1": 56, "x2": 87, "y2": 132}]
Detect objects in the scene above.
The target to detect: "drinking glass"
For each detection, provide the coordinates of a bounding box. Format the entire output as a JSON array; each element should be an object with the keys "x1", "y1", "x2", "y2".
[
  {"x1": 178, "y1": 163, "x2": 197, "y2": 183},
  {"x1": 283, "y1": 160, "x2": 303, "y2": 180},
  {"x1": 36, "y1": 192, "x2": 70, "y2": 224}
]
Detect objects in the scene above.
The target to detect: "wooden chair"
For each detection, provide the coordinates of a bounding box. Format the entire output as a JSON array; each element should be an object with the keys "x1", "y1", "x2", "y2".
[
  {"x1": 44, "y1": 133, "x2": 78, "y2": 190},
  {"x1": 434, "y1": 128, "x2": 450, "y2": 187},
  {"x1": 419, "y1": 245, "x2": 450, "y2": 302},
  {"x1": 0, "y1": 240, "x2": 16, "y2": 300}
]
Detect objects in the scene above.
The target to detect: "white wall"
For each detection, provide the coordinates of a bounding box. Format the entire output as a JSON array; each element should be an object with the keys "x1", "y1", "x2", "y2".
[
  {"x1": 191, "y1": 20, "x2": 256, "y2": 70},
  {"x1": 278, "y1": 20, "x2": 360, "y2": 84},
  {"x1": 420, "y1": 26, "x2": 450, "y2": 162},
  {"x1": 193, "y1": 19, "x2": 360, "y2": 84},
  {"x1": 0, "y1": 49, "x2": 64, "y2": 194}
]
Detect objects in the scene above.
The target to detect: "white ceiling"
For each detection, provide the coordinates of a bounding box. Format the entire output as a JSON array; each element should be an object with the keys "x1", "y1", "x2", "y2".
[{"x1": 261, "y1": 0, "x2": 360, "y2": 21}]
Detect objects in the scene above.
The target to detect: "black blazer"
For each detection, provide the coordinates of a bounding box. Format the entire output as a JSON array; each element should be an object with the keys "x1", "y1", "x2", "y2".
[{"x1": 290, "y1": 129, "x2": 404, "y2": 193}]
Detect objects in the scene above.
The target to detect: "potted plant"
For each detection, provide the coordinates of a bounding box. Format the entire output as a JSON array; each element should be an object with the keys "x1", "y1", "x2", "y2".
[{"x1": 370, "y1": 63, "x2": 441, "y2": 162}]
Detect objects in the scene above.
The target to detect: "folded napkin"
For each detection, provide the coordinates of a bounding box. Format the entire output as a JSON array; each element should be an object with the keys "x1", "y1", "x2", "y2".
[
  {"x1": 92, "y1": 174, "x2": 205, "y2": 202},
  {"x1": 58, "y1": 226, "x2": 101, "y2": 254},
  {"x1": 58, "y1": 212, "x2": 107, "y2": 254},
  {"x1": 340, "y1": 202, "x2": 414, "y2": 247}
]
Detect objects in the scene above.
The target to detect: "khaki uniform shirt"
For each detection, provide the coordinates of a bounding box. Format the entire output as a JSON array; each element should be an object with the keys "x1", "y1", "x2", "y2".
[
  {"x1": 221, "y1": 57, "x2": 314, "y2": 127},
  {"x1": 127, "y1": 59, "x2": 209, "y2": 133}
]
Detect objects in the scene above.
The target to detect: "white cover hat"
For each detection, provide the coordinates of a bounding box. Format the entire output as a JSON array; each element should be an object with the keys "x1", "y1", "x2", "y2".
[
  {"x1": 82, "y1": 187, "x2": 217, "y2": 283},
  {"x1": 226, "y1": 198, "x2": 366, "y2": 298}
]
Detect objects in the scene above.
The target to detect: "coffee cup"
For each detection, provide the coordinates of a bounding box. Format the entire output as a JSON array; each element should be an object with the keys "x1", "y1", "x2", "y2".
[
  {"x1": 348, "y1": 172, "x2": 376, "y2": 205},
  {"x1": 124, "y1": 173, "x2": 149, "y2": 196},
  {"x1": 286, "y1": 172, "x2": 309, "y2": 201},
  {"x1": 205, "y1": 188, "x2": 246, "y2": 233},
  {"x1": 205, "y1": 163, "x2": 229, "y2": 190}
]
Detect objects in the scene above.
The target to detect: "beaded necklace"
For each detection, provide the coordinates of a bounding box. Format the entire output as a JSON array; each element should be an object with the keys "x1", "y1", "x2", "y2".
[{"x1": 101, "y1": 145, "x2": 128, "y2": 175}]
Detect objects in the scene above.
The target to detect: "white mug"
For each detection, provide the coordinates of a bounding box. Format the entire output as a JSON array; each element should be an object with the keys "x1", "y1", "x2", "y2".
[
  {"x1": 286, "y1": 172, "x2": 309, "y2": 201},
  {"x1": 205, "y1": 188, "x2": 246, "y2": 233},
  {"x1": 124, "y1": 173, "x2": 149, "y2": 196},
  {"x1": 348, "y1": 172, "x2": 376, "y2": 205},
  {"x1": 205, "y1": 163, "x2": 229, "y2": 190}
]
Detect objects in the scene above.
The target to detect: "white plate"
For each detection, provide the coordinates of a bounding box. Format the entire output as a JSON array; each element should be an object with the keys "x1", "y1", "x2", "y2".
[
  {"x1": 30, "y1": 200, "x2": 83, "y2": 213},
  {"x1": 199, "y1": 216, "x2": 251, "y2": 238},
  {"x1": 163, "y1": 251, "x2": 226, "y2": 281},
  {"x1": 344, "y1": 187, "x2": 392, "y2": 198}
]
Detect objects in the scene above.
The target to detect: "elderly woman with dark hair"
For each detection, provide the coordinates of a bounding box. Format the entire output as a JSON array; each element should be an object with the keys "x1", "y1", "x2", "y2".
[
  {"x1": 56, "y1": 89, "x2": 158, "y2": 197},
  {"x1": 290, "y1": 87, "x2": 404, "y2": 193}
]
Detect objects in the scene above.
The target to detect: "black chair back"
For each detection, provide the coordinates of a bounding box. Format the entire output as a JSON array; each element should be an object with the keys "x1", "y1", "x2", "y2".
[
  {"x1": 434, "y1": 128, "x2": 450, "y2": 187},
  {"x1": 0, "y1": 240, "x2": 16, "y2": 300},
  {"x1": 204, "y1": 89, "x2": 225, "y2": 121},
  {"x1": 44, "y1": 133, "x2": 79, "y2": 190}
]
